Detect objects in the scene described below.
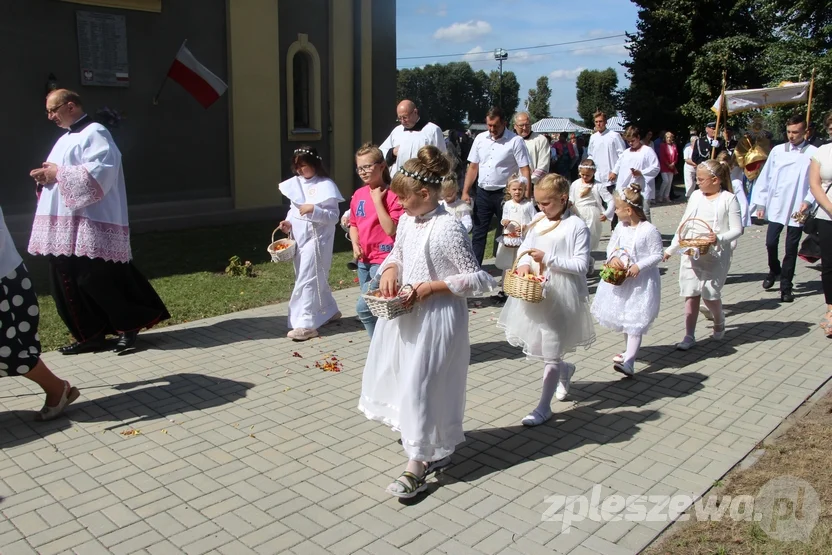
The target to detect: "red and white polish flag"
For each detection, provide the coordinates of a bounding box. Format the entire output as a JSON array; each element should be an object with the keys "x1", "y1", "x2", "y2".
[{"x1": 167, "y1": 44, "x2": 228, "y2": 108}]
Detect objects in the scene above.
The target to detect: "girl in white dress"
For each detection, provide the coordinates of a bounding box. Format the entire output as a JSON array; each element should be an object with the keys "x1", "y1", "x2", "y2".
[
  {"x1": 359, "y1": 146, "x2": 497, "y2": 498},
  {"x1": 569, "y1": 159, "x2": 615, "y2": 273},
  {"x1": 440, "y1": 175, "x2": 473, "y2": 233},
  {"x1": 717, "y1": 151, "x2": 752, "y2": 228},
  {"x1": 496, "y1": 176, "x2": 538, "y2": 296},
  {"x1": 591, "y1": 184, "x2": 663, "y2": 376},
  {"x1": 663, "y1": 160, "x2": 743, "y2": 350},
  {"x1": 498, "y1": 174, "x2": 596, "y2": 426},
  {"x1": 278, "y1": 147, "x2": 345, "y2": 341}
]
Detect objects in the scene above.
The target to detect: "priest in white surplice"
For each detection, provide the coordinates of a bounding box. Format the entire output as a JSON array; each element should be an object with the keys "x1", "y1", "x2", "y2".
[
  {"x1": 610, "y1": 126, "x2": 660, "y2": 221},
  {"x1": 380, "y1": 100, "x2": 446, "y2": 175},
  {"x1": 587, "y1": 111, "x2": 627, "y2": 189},
  {"x1": 750, "y1": 114, "x2": 817, "y2": 302},
  {"x1": 513, "y1": 111, "x2": 550, "y2": 196},
  {"x1": 28, "y1": 89, "x2": 169, "y2": 354}
]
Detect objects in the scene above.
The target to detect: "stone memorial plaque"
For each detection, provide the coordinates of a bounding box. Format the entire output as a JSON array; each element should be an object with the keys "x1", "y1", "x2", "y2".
[{"x1": 76, "y1": 10, "x2": 129, "y2": 87}]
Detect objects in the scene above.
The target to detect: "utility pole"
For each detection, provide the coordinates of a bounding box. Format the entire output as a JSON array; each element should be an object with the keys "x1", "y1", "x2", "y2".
[{"x1": 493, "y1": 48, "x2": 508, "y2": 107}]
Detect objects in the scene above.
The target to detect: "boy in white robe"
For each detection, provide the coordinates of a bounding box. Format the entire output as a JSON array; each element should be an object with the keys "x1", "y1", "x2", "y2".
[
  {"x1": 750, "y1": 115, "x2": 817, "y2": 302},
  {"x1": 610, "y1": 126, "x2": 660, "y2": 223}
]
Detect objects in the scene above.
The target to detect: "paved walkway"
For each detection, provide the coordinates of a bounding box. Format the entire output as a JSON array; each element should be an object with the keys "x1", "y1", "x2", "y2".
[{"x1": 2, "y1": 202, "x2": 831, "y2": 555}]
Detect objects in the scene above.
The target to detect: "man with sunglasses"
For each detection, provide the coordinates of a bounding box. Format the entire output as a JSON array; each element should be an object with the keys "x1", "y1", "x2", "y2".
[
  {"x1": 380, "y1": 100, "x2": 446, "y2": 176},
  {"x1": 27, "y1": 89, "x2": 169, "y2": 355}
]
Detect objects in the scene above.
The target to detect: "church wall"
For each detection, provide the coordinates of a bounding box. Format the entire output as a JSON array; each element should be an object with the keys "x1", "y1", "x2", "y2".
[{"x1": 0, "y1": 0, "x2": 231, "y2": 217}]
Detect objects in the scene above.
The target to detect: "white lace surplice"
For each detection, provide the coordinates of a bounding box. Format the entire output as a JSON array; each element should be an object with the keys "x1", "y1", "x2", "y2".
[
  {"x1": 591, "y1": 221, "x2": 663, "y2": 335},
  {"x1": 28, "y1": 121, "x2": 132, "y2": 262},
  {"x1": 358, "y1": 206, "x2": 497, "y2": 462},
  {"x1": 497, "y1": 212, "x2": 596, "y2": 363}
]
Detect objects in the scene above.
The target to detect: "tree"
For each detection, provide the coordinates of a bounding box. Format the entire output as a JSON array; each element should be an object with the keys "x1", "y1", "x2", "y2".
[
  {"x1": 525, "y1": 76, "x2": 552, "y2": 121},
  {"x1": 396, "y1": 62, "x2": 492, "y2": 129},
  {"x1": 576, "y1": 69, "x2": 619, "y2": 127},
  {"x1": 618, "y1": 0, "x2": 772, "y2": 134}
]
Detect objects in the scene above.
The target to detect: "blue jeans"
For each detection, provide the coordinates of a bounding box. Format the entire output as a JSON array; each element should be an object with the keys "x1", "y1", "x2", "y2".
[{"x1": 355, "y1": 261, "x2": 381, "y2": 337}]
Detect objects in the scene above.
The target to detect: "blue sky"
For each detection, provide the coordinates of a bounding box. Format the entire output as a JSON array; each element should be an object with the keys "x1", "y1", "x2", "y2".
[{"x1": 396, "y1": 0, "x2": 640, "y2": 121}]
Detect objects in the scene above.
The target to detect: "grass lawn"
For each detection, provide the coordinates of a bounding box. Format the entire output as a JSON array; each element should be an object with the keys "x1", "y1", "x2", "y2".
[{"x1": 25, "y1": 219, "x2": 496, "y2": 352}]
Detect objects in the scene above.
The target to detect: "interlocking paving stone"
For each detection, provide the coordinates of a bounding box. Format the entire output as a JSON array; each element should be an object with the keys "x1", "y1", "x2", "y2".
[{"x1": 2, "y1": 203, "x2": 832, "y2": 554}]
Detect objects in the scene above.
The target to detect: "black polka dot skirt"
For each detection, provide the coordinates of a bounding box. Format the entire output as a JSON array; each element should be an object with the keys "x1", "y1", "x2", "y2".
[{"x1": 0, "y1": 263, "x2": 42, "y2": 377}]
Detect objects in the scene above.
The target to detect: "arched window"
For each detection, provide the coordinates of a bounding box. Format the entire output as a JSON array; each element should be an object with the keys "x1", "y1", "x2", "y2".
[{"x1": 286, "y1": 34, "x2": 322, "y2": 141}]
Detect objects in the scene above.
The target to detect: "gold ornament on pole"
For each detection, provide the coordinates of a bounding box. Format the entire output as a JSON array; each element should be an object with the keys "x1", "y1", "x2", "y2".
[{"x1": 712, "y1": 70, "x2": 727, "y2": 160}]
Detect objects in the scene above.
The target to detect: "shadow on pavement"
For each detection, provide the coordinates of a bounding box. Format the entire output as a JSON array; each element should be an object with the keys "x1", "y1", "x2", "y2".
[
  {"x1": 140, "y1": 314, "x2": 365, "y2": 351},
  {"x1": 0, "y1": 373, "x2": 254, "y2": 449},
  {"x1": 399, "y1": 370, "x2": 706, "y2": 503}
]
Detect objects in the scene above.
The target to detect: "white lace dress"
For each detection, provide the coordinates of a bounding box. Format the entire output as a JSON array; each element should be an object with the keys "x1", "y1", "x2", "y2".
[
  {"x1": 591, "y1": 221, "x2": 663, "y2": 335},
  {"x1": 569, "y1": 178, "x2": 615, "y2": 252},
  {"x1": 497, "y1": 211, "x2": 596, "y2": 362},
  {"x1": 358, "y1": 206, "x2": 497, "y2": 462}
]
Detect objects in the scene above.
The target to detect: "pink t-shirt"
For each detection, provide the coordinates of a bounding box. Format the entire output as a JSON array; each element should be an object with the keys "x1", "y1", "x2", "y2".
[{"x1": 349, "y1": 185, "x2": 404, "y2": 264}]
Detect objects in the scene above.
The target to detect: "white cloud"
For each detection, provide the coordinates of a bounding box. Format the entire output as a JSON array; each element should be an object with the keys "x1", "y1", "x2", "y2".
[
  {"x1": 462, "y1": 46, "x2": 487, "y2": 62},
  {"x1": 433, "y1": 20, "x2": 492, "y2": 42},
  {"x1": 572, "y1": 43, "x2": 629, "y2": 56},
  {"x1": 550, "y1": 67, "x2": 585, "y2": 80}
]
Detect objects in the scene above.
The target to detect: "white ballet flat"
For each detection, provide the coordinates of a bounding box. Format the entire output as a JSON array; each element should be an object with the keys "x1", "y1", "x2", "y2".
[
  {"x1": 555, "y1": 363, "x2": 575, "y2": 401},
  {"x1": 676, "y1": 336, "x2": 696, "y2": 351},
  {"x1": 521, "y1": 408, "x2": 553, "y2": 427}
]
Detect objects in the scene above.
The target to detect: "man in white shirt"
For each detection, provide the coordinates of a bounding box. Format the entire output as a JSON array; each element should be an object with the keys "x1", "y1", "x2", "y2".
[
  {"x1": 750, "y1": 114, "x2": 817, "y2": 302},
  {"x1": 587, "y1": 111, "x2": 627, "y2": 190},
  {"x1": 462, "y1": 107, "x2": 532, "y2": 265},
  {"x1": 513, "y1": 111, "x2": 550, "y2": 193},
  {"x1": 379, "y1": 100, "x2": 446, "y2": 175}
]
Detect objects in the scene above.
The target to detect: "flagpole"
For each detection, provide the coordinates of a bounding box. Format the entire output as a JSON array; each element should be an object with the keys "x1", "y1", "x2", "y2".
[
  {"x1": 712, "y1": 70, "x2": 727, "y2": 160},
  {"x1": 806, "y1": 67, "x2": 816, "y2": 126},
  {"x1": 153, "y1": 39, "x2": 188, "y2": 105}
]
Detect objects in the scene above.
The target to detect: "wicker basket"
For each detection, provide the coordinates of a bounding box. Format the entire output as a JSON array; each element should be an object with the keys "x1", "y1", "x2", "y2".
[
  {"x1": 362, "y1": 285, "x2": 415, "y2": 320},
  {"x1": 267, "y1": 228, "x2": 297, "y2": 262},
  {"x1": 677, "y1": 218, "x2": 715, "y2": 256},
  {"x1": 503, "y1": 250, "x2": 545, "y2": 303},
  {"x1": 600, "y1": 249, "x2": 630, "y2": 286},
  {"x1": 501, "y1": 220, "x2": 523, "y2": 247}
]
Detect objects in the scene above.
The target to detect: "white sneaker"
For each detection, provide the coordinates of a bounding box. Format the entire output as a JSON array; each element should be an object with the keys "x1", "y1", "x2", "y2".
[
  {"x1": 613, "y1": 361, "x2": 635, "y2": 377},
  {"x1": 612, "y1": 353, "x2": 624, "y2": 364},
  {"x1": 676, "y1": 336, "x2": 696, "y2": 351},
  {"x1": 287, "y1": 328, "x2": 319, "y2": 341},
  {"x1": 521, "y1": 407, "x2": 552, "y2": 426},
  {"x1": 325, "y1": 311, "x2": 342, "y2": 325},
  {"x1": 555, "y1": 363, "x2": 575, "y2": 401},
  {"x1": 699, "y1": 306, "x2": 714, "y2": 321}
]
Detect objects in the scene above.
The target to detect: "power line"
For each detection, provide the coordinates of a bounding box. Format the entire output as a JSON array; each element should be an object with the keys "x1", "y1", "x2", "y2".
[
  {"x1": 395, "y1": 34, "x2": 627, "y2": 61},
  {"x1": 396, "y1": 42, "x2": 629, "y2": 67}
]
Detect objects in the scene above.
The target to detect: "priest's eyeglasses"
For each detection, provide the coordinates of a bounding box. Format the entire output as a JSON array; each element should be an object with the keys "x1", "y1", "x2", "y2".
[
  {"x1": 356, "y1": 162, "x2": 379, "y2": 174},
  {"x1": 46, "y1": 103, "x2": 66, "y2": 116}
]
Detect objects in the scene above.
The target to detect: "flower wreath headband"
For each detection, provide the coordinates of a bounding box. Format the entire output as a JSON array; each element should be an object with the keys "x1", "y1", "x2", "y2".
[
  {"x1": 621, "y1": 182, "x2": 642, "y2": 208},
  {"x1": 294, "y1": 148, "x2": 322, "y2": 160},
  {"x1": 578, "y1": 164, "x2": 596, "y2": 171},
  {"x1": 398, "y1": 167, "x2": 443, "y2": 184},
  {"x1": 698, "y1": 161, "x2": 727, "y2": 177}
]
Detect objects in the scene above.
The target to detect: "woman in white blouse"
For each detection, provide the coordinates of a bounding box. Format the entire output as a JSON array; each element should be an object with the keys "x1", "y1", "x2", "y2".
[{"x1": 809, "y1": 113, "x2": 832, "y2": 336}]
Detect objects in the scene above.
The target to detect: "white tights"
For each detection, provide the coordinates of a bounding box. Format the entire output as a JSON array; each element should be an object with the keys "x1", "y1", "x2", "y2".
[
  {"x1": 684, "y1": 296, "x2": 723, "y2": 338},
  {"x1": 623, "y1": 333, "x2": 642, "y2": 366},
  {"x1": 536, "y1": 360, "x2": 563, "y2": 413}
]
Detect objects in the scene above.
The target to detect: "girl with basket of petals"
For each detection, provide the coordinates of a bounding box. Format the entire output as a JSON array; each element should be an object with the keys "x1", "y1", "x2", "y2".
[
  {"x1": 358, "y1": 146, "x2": 497, "y2": 499},
  {"x1": 591, "y1": 184, "x2": 663, "y2": 376},
  {"x1": 568, "y1": 158, "x2": 615, "y2": 275},
  {"x1": 663, "y1": 159, "x2": 743, "y2": 350},
  {"x1": 277, "y1": 146, "x2": 344, "y2": 341},
  {"x1": 495, "y1": 175, "x2": 537, "y2": 299},
  {"x1": 498, "y1": 174, "x2": 596, "y2": 426}
]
